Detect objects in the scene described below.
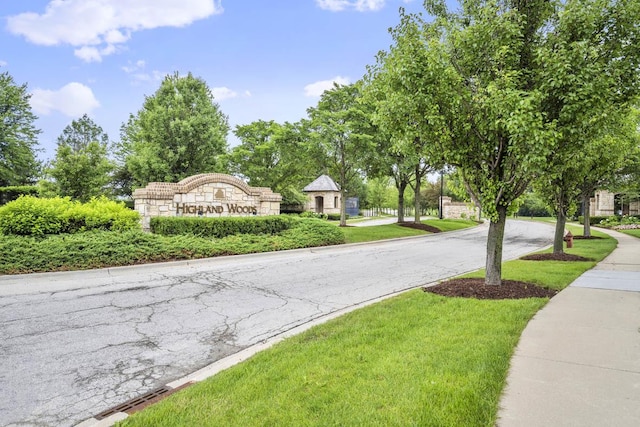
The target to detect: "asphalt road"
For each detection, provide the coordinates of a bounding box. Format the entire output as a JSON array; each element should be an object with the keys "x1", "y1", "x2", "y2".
[{"x1": 0, "y1": 220, "x2": 554, "y2": 427}]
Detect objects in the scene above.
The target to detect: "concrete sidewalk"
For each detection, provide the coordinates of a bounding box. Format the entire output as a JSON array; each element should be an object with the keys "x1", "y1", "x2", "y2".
[{"x1": 498, "y1": 228, "x2": 640, "y2": 427}]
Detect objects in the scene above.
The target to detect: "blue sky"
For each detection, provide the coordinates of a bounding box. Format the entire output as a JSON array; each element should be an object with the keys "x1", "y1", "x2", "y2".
[{"x1": 1, "y1": 0, "x2": 433, "y2": 162}]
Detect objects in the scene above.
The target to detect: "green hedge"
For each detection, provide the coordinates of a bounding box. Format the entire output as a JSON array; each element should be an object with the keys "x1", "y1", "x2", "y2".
[
  {"x1": 0, "y1": 186, "x2": 39, "y2": 205},
  {"x1": 0, "y1": 219, "x2": 346, "y2": 274},
  {"x1": 0, "y1": 195, "x2": 140, "y2": 236},
  {"x1": 578, "y1": 215, "x2": 614, "y2": 225},
  {"x1": 327, "y1": 213, "x2": 349, "y2": 221},
  {"x1": 150, "y1": 215, "x2": 296, "y2": 238}
]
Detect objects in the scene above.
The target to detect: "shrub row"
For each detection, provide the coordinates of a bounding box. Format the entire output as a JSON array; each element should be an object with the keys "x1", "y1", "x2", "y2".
[
  {"x1": 577, "y1": 215, "x2": 610, "y2": 225},
  {"x1": 150, "y1": 215, "x2": 296, "y2": 238},
  {"x1": 296, "y1": 212, "x2": 349, "y2": 221},
  {"x1": 0, "y1": 196, "x2": 140, "y2": 236},
  {"x1": 0, "y1": 219, "x2": 346, "y2": 274},
  {"x1": 0, "y1": 186, "x2": 39, "y2": 205},
  {"x1": 578, "y1": 215, "x2": 640, "y2": 226}
]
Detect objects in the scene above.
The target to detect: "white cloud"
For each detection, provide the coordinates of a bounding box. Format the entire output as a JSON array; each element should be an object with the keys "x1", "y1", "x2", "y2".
[
  {"x1": 121, "y1": 60, "x2": 165, "y2": 84},
  {"x1": 316, "y1": 0, "x2": 385, "y2": 12},
  {"x1": 30, "y1": 82, "x2": 100, "y2": 117},
  {"x1": 304, "y1": 76, "x2": 351, "y2": 97},
  {"x1": 212, "y1": 87, "x2": 238, "y2": 101},
  {"x1": 75, "y1": 45, "x2": 121, "y2": 63},
  {"x1": 7, "y1": 0, "x2": 223, "y2": 62},
  {"x1": 122, "y1": 60, "x2": 146, "y2": 73},
  {"x1": 0, "y1": 60, "x2": 7, "y2": 67}
]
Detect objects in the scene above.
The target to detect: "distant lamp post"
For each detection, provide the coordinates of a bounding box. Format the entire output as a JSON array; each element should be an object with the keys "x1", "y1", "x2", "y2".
[{"x1": 439, "y1": 169, "x2": 444, "y2": 220}]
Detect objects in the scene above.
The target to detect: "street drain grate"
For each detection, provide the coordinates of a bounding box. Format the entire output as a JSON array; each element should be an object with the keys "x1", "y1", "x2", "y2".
[{"x1": 95, "y1": 383, "x2": 192, "y2": 419}]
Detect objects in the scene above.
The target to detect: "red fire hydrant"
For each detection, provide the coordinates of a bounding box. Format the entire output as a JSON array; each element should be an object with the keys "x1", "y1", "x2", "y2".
[{"x1": 563, "y1": 231, "x2": 573, "y2": 248}]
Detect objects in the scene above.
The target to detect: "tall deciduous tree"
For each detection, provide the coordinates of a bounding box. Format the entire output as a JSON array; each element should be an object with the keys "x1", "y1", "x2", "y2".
[
  {"x1": 364, "y1": 10, "x2": 445, "y2": 224},
  {"x1": 48, "y1": 114, "x2": 114, "y2": 201},
  {"x1": 534, "y1": 0, "x2": 640, "y2": 249},
  {"x1": 418, "y1": 0, "x2": 557, "y2": 285},
  {"x1": 307, "y1": 83, "x2": 376, "y2": 226},
  {"x1": 227, "y1": 119, "x2": 322, "y2": 205},
  {"x1": 119, "y1": 72, "x2": 229, "y2": 187},
  {"x1": 0, "y1": 72, "x2": 41, "y2": 186}
]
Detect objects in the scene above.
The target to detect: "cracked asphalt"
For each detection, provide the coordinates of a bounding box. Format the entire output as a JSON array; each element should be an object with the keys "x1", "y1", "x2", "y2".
[{"x1": 0, "y1": 220, "x2": 553, "y2": 427}]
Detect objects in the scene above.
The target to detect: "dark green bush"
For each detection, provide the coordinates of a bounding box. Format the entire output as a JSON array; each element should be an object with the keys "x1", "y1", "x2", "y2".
[
  {"x1": 0, "y1": 186, "x2": 39, "y2": 205},
  {"x1": 326, "y1": 213, "x2": 349, "y2": 221},
  {"x1": 0, "y1": 196, "x2": 139, "y2": 236},
  {"x1": 578, "y1": 215, "x2": 611, "y2": 225},
  {"x1": 0, "y1": 219, "x2": 346, "y2": 274},
  {"x1": 299, "y1": 211, "x2": 328, "y2": 220},
  {"x1": 150, "y1": 215, "x2": 296, "y2": 238}
]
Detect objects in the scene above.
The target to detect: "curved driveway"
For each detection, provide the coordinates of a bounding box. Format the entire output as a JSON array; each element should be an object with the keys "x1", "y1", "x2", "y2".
[{"x1": 0, "y1": 220, "x2": 553, "y2": 426}]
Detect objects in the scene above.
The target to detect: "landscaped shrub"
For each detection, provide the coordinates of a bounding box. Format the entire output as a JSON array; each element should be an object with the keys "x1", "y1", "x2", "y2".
[
  {"x1": 0, "y1": 196, "x2": 72, "y2": 236},
  {"x1": 63, "y1": 197, "x2": 140, "y2": 233},
  {"x1": 150, "y1": 215, "x2": 296, "y2": 238},
  {"x1": 0, "y1": 219, "x2": 346, "y2": 274},
  {"x1": 578, "y1": 215, "x2": 610, "y2": 226},
  {"x1": 597, "y1": 215, "x2": 640, "y2": 229},
  {"x1": 0, "y1": 195, "x2": 139, "y2": 236},
  {"x1": 299, "y1": 211, "x2": 328, "y2": 220},
  {"x1": 0, "y1": 186, "x2": 39, "y2": 205},
  {"x1": 326, "y1": 213, "x2": 349, "y2": 221},
  {"x1": 279, "y1": 218, "x2": 345, "y2": 247}
]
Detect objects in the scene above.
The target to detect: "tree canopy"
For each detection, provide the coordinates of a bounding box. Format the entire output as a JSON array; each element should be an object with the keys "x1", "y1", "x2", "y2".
[
  {"x1": 119, "y1": 72, "x2": 230, "y2": 188},
  {"x1": 307, "y1": 83, "x2": 376, "y2": 226},
  {"x1": 48, "y1": 114, "x2": 114, "y2": 202},
  {"x1": 377, "y1": 0, "x2": 640, "y2": 284},
  {"x1": 227, "y1": 119, "x2": 323, "y2": 205},
  {"x1": 0, "y1": 71, "x2": 41, "y2": 187}
]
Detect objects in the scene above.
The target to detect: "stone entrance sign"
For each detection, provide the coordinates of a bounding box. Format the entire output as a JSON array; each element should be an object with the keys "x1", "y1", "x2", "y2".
[{"x1": 133, "y1": 173, "x2": 282, "y2": 231}]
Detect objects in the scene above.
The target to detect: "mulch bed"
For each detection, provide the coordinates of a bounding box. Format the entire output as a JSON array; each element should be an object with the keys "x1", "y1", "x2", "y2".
[
  {"x1": 520, "y1": 253, "x2": 592, "y2": 261},
  {"x1": 572, "y1": 235, "x2": 603, "y2": 240},
  {"x1": 398, "y1": 222, "x2": 441, "y2": 233},
  {"x1": 423, "y1": 278, "x2": 558, "y2": 300}
]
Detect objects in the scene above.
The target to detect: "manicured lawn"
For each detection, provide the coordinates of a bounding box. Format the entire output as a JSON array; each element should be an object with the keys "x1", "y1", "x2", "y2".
[
  {"x1": 462, "y1": 228, "x2": 616, "y2": 291},
  {"x1": 620, "y1": 229, "x2": 640, "y2": 238},
  {"x1": 120, "y1": 292, "x2": 546, "y2": 427},
  {"x1": 119, "y1": 225, "x2": 617, "y2": 427},
  {"x1": 342, "y1": 219, "x2": 478, "y2": 244},
  {"x1": 342, "y1": 223, "x2": 426, "y2": 243},
  {"x1": 422, "y1": 218, "x2": 479, "y2": 232}
]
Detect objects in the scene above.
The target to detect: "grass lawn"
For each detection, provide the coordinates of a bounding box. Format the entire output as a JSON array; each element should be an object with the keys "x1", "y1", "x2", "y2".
[
  {"x1": 620, "y1": 229, "x2": 640, "y2": 238},
  {"x1": 422, "y1": 218, "x2": 479, "y2": 232},
  {"x1": 342, "y1": 219, "x2": 478, "y2": 244},
  {"x1": 342, "y1": 223, "x2": 426, "y2": 243},
  {"x1": 119, "y1": 226, "x2": 617, "y2": 427},
  {"x1": 517, "y1": 216, "x2": 556, "y2": 223}
]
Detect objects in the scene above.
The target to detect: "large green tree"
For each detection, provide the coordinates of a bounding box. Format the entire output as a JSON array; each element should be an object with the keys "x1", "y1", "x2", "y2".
[
  {"x1": 119, "y1": 72, "x2": 229, "y2": 188},
  {"x1": 533, "y1": 0, "x2": 640, "y2": 250},
  {"x1": 364, "y1": 11, "x2": 445, "y2": 224},
  {"x1": 0, "y1": 72, "x2": 41, "y2": 186},
  {"x1": 408, "y1": 0, "x2": 558, "y2": 285},
  {"x1": 410, "y1": 0, "x2": 640, "y2": 283},
  {"x1": 227, "y1": 119, "x2": 322, "y2": 205},
  {"x1": 307, "y1": 83, "x2": 376, "y2": 226},
  {"x1": 48, "y1": 114, "x2": 114, "y2": 201}
]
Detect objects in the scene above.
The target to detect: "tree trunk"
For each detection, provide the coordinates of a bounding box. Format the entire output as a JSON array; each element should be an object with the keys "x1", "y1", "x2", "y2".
[
  {"x1": 397, "y1": 179, "x2": 407, "y2": 223},
  {"x1": 553, "y1": 209, "x2": 567, "y2": 254},
  {"x1": 340, "y1": 188, "x2": 347, "y2": 227},
  {"x1": 414, "y1": 164, "x2": 421, "y2": 223},
  {"x1": 583, "y1": 194, "x2": 591, "y2": 237},
  {"x1": 485, "y1": 205, "x2": 508, "y2": 286}
]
